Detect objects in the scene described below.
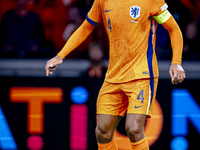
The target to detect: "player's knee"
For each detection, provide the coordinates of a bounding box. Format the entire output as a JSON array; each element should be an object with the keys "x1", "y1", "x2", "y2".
[
  {"x1": 125, "y1": 123, "x2": 144, "y2": 142},
  {"x1": 126, "y1": 125, "x2": 142, "y2": 136},
  {"x1": 95, "y1": 124, "x2": 113, "y2": 143}
]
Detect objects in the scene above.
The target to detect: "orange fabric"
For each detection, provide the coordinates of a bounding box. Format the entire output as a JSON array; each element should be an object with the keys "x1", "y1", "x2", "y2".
[
  {"x1": 87, "y1": 0, "x2": 167, "y2": 83},
  {"x1": 162, "y1": 16, "x2": 183, "y2": 65},
  {"x1": 98, "y1": 138, "x2": 118, "y2": 150},
  {"x1": 57, "y1": 0, "x2": 183, "y2": 83},
  {"x1": 57, "y1": 20, "x2": 95, "y2": 58},
  {"x1": 131, "y1": 137, "x2": 149, "y2": 150},
  {"x1": 97, "y1": 78, "x2": 158, "y2": 117}
]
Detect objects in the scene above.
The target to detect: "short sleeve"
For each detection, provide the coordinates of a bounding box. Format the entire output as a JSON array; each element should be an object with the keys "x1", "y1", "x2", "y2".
[
  {"x1": 150, "y1": 0, "x2": 168, "y2": 16},
  {"x1": 86, "y1": 0, "x2": 103, "y2": 26}
]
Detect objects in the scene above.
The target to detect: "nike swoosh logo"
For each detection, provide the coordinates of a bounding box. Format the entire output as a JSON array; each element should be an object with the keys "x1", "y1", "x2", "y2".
[
  {"x1": 105, "y1": 9, "x2": 112, "y2": 13},
  {"x1": 134, "y1": 105, "x2": 143, "y2": 109}
]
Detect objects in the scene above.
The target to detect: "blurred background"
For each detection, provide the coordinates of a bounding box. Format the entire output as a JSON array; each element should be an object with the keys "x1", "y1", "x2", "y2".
[{"x1": 0, "y1": 0, "x2": 199, "y2": 150}]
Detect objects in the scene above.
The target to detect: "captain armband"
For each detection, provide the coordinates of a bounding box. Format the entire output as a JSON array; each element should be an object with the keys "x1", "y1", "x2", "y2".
[{"x1": 153, "y1": 10, "x2": 171, "y2": 24}]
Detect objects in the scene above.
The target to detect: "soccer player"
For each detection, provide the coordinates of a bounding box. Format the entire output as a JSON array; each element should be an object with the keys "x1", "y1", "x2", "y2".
[{"x1": 45, "y1": 0, "x2": 186, "y2": 149}]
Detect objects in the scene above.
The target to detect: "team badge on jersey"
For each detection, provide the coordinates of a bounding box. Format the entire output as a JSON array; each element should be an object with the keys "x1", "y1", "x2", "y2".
[{"x1": 130, "y1": 6, "x2": 141, "y2": 19}]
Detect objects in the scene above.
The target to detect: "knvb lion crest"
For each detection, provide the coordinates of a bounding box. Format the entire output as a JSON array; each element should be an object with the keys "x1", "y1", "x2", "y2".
[{"x1": 130, "y1": 6, "x2": 141, "y2": 19}]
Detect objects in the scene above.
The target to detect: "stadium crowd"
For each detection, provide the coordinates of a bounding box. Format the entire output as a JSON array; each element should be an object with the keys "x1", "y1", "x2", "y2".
[{"x1": 0, "y1": 0, "x2": 200, "y2": 60}]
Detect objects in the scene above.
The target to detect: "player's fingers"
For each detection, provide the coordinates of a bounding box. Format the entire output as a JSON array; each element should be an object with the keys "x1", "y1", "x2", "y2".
[
  {"x1": 46, "y1": 67, "x2": 55, "y2": 76},
  {"x1": 178, "y1": 74, "x2": 183, "y2": 83},
  {"x1": 169, "y1": 69, "x2": 174, "y2": 83},
  {"x1": 46, "y1": 68, "x2": 49, "y2": 76},
  {"x1": 49, "y1": 66, "x2": 56, "y2": 69},
  {"x1": 183, "y1": 73, "x2": 186, "y2": 79},
  {"x1": 176, "y1": 70, "x2": 182, "y2": 84},
  {"x1": 45, "y1": 61, "x2": 50, "y2": 76},
  {"x1": 173, "y1": 70, "x2": 178, "y2": 84},
  {"x1": 180, "y1": 70, "x2": 186, "y2": 83},
  {"x1": 45, "y1": 56, "x2": 63, "y2": 76},
  {"x1": 45, "y1": 63, "x2": 49, "y2": 76},
  {"x1": 45, "y1": 63, "x2": 48, "y2": 71},
  {"x1": 45, "y1": 61, "x2": 55, "y2": 76},
  {"x1": 173, "y1": 70, "x2": 178, "y2": 79},
  {"x1": 49, "y1": 68, "x2": 56, "y2": 71},
  {"x1": 178, "y1": 70, "x2": 181, "y2": 80}
]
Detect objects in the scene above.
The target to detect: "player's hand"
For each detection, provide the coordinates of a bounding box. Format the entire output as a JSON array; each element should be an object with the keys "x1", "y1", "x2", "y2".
[
  {"x1": 45, "y1": 55, "x2": 63, "y2": 76},
  {"x1": 169, "y1": 64, "x2": 186, "y2": 84}
]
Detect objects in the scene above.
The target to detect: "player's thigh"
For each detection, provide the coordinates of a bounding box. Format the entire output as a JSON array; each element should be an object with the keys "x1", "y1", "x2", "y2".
[
  {"x1": 125, "y1": 114, "x2": 146, "y2": 132},
  {"x1": 125, "y1": 114, "x2": 146, "y2": 142},
  {"x1": 96, "y1": 114, "x2": 122, "y2": 134}
]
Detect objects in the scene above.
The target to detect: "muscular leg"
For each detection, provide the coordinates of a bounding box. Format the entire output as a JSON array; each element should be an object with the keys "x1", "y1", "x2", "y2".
[
  {"x1": 125, "y1": 114, "x2": 149, "y2": 150},
  {"x1": 96, "y1": 114, "x2": 122, "y2": 143},
  {"x1": 125, "y1": 114, "x2": 146, "y2": 142}
]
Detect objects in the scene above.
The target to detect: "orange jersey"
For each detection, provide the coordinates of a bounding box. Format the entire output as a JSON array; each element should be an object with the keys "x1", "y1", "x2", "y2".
[{"x1": 87, "y1": 0, "x2": 168, "y2": 83}]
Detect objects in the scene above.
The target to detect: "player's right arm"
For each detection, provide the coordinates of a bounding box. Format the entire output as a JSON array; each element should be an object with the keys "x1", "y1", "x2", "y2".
[
  {"x1": 45, "y1": 0, "x2": 102, "y2": 76},
  {"x1": 45, "y1": 20, "x2": 95, "y2": 76}
]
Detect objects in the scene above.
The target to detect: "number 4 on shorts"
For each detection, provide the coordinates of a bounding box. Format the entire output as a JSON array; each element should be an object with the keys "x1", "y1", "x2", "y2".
[
  {"x1": 137, "y1": 89, "x2": 144, "y2": 103},
  {"x1": 108, "y1": 19, "x2": 112, "y2": 33}
]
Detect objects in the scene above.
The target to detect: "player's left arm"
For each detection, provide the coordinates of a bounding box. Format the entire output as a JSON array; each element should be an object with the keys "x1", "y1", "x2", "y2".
[{"x1": 153, "y1": 10, "x2": 186, "y2": 84}]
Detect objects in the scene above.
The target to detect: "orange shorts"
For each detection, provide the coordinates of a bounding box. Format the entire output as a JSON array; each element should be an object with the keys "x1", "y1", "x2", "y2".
[{"x1": 97, "y1": 78, "x2": 158, "y2": 118}]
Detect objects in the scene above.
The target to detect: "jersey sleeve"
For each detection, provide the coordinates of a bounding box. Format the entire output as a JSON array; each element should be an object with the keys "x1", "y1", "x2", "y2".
[
  {"x1": 86, "y1": 0, "x2": 103, "y2": 26},
  {"x1": 162, "y1": 17, "x2": 183, "y2": 65},
  {"x1": 150, "y1": 0, "x2": 168, "y2": 16},
  {"x1": 57, "y1": 20, "x2": 95, "y2": 59},
  {"x1": 150, "y1": 0, "x2": 172, "y2": 24}
]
